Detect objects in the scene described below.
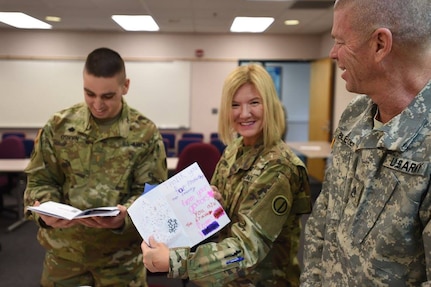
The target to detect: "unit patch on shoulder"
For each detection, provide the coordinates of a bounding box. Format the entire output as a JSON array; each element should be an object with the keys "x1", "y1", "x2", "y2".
[{"x1": 272, "y1": 195, "x2": 289, "y2": 216}]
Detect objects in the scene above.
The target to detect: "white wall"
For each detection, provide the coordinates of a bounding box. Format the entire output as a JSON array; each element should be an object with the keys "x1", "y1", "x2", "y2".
[
  {"x1": 190, "y1": 61, "x2": 237, "y2": 138},
  {"x1": 0, "y1": 30, "x2": 352, "y2": 141},
  {"x1": 0, "y1": 30, "x2": 322, "y2": 60}
]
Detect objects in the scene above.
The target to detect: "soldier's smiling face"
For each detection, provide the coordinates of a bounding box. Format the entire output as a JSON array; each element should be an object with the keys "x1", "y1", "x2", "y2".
[
  {"x1": 83, "y1": 71, "x2": 129, "y2": 120},
  {"x1": 231, "y1": 83, "x2": 264, "y2": 146}
]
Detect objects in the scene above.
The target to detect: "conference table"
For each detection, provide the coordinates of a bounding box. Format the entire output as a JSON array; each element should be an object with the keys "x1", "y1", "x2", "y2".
[
  {"x1": 167, "y1": 157, "x2": 178, "y2": 171},
  {"x1": 0, "y1": 157, "x2": 179, "y2": 231},
  {"x1": 286, "y1": 141, "x2": 332, "y2": 182},
  {"x1": 286, "y1": 141, "x2": 332, "y2": 160}
]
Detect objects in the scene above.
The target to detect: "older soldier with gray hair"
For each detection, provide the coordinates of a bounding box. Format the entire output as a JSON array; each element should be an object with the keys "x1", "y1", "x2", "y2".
[
  {"x1": 24, "y1": 47, "x2": 167, "y2": 287},
  {"x1": 300, "y1": 0, "x2": 431, "y2": 286}
]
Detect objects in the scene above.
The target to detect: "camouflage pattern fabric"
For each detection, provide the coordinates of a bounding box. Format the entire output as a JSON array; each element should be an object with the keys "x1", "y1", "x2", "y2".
[
  {"x1": 24, "y1": 100, "x2": 168, "y2": 287},
  {"x1": 300, "y1": 82, "x2": 431, "y2": 286},
  {"x1": 168, "y1": 138, "x2": 311, "y2": 286}
]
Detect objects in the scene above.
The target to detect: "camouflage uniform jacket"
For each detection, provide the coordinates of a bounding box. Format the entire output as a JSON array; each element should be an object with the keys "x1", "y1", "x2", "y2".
[
  {"x1": 168, "y1": 138, "x2": 311, "y2": 286},
  {"x1": 301, "y1": 82, "x2": 431, "y2": 287},
  {"x1": 24, "y1": 100, "x2": 167, "y2": 262}
]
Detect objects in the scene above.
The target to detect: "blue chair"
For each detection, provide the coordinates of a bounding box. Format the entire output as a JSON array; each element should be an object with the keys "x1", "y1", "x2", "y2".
[
  {"x1": 210, "y1": 138, "x2": 226, "y2": 155},
  {"x1": 23, "y1": 139, "x2": 35, "y2": 158},
  {"x1": 162, "y1": 138, "x2": 169, "y2": 155},
  {"x1": 2, "y1": 132, "x2": 26, "y2": 140},
  {"x1": 161, "y1": 133, "x2": 176, "y2": 149},
  {"x1": 161, "y1": 133, "x2": 177, "y2": 157},
  {"x1": 210, "y1": 132, "x2": 219, "y2": 140},
  {"x1": 181, "y1": 132, "x2": 204, "y2": 140}
]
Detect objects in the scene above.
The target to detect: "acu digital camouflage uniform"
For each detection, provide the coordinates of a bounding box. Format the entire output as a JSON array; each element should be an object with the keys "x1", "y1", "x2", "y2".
[
  {"x1": 300, "y1": 81, "x2": 431, "y2": 287},
  {"x1": 168, "y1": 137, "x2": 311, "y2": 287},
  {"x1": 24, "y1": 100, "x2": 167, "y2": 287}
]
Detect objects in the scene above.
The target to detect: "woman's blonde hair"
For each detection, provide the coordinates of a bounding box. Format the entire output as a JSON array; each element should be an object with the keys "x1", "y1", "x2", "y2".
[{"x1": 218, "y1": 63, "x2": 286, "y2": 148}]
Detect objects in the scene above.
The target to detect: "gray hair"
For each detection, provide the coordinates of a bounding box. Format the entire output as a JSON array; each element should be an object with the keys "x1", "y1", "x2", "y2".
[{"x1": 334, "y1": 0, "x2": 431, "y2": 48}]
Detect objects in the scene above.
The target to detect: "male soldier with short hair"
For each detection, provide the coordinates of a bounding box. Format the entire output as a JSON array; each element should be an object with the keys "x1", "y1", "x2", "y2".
[{"x1": 24, "y1": 47, "x2": 167, "y2": 287}]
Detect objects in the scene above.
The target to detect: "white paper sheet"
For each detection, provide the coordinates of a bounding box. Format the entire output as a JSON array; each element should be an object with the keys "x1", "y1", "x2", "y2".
[{"x1": 127, "y1": 162, "x2": 230, "y2": 248}]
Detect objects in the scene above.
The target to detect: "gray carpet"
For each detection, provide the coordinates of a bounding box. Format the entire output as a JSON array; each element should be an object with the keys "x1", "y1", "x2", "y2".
[{"x1": 0, "y1": 213, "x2": 44, "y2": 287}]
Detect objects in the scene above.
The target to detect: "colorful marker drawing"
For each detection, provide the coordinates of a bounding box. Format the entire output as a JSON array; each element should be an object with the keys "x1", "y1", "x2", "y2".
[{"x1": 128, "y1": 162, "x2": 231, "y2": 248}]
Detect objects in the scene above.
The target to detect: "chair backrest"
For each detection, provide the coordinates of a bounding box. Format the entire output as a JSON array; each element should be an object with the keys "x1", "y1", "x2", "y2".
[
  {"x1": 177, "y1": 138, "x2": 203, "y2": 156},
  {"x1": 210, "y1": 138, "x2": 226, "y2": 155},
  {"x1": 210, "y1": 132, "x2": 219, "y2": 140},
  {"x1": 181, "y1": 132, "x2": 204, "y2": 140},
  {"x1": 2, "y1": 132, "x2": 26, "y2": 140},
  {"x1": 162, "y1": 138, "x2": 170, "y2": 155},
  {"x1": 0, "y1": 136, "x2": 26, "y2": 159},
  {"x1": 175, "y1": 142, "x2": 221, "y2": 182},
  {"x1": 23, "y1": 139, "x2": 35, "y2": 158},
  {"x1": 161, "y1": 133, "x2": 176, "y2": 149}
]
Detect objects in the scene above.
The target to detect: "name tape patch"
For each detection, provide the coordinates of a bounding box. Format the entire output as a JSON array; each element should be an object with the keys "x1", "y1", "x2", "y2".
[{"x1": 383, "y1": 155, "x2": 428, "y2": 176}]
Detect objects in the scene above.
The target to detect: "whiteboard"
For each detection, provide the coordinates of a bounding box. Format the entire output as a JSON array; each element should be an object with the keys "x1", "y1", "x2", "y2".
[{"x1": 0, "y1": 59, "x2": 190, "y2": 129}]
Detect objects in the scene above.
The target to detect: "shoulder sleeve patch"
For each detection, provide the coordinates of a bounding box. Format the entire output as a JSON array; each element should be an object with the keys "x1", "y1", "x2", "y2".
[
  {"x1": 249, "y1": 186, "x2": 293, "y2": 241},
  {"x1": 272, "y1": 195, "x2": 289, "y2": 216}
]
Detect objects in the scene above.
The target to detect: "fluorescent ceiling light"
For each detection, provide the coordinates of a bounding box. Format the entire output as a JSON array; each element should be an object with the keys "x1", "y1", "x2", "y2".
[
  {"x1": 112, "y1": 15, "x2": 159, "y2": 31},
  {"x1": 284, "y1": 19, "x2": 299, "y2": 26},
  {"x1": 230, "y1": 17, "x2": 274, "y2": 33},
  {"x1": 45, "y1": 16, "x2": 61, "y2": 23},
  {"x1": 0, "y1": 12, "x2": 52, "y2": 29}
]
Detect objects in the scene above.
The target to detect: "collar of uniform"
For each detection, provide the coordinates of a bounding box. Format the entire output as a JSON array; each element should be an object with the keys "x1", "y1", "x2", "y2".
[
  {"x1": 79, "y1": 99, "x2": 130, "y2": 138},
  {"x1": 117, "y1": 98, "x2": 131, "y2": 137},
  {"x1": 229, "y1": 137, "x2": 265, "y2": 173},
  {"x1": 337, "y1": 81, "x2": 431, "y2": 152},
  {"x1": 373, "y1": 81, "x2": 431, "y2": 152},
  {"x1": 336, "y1": 95, "x2": 375, "y2": 150}
]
